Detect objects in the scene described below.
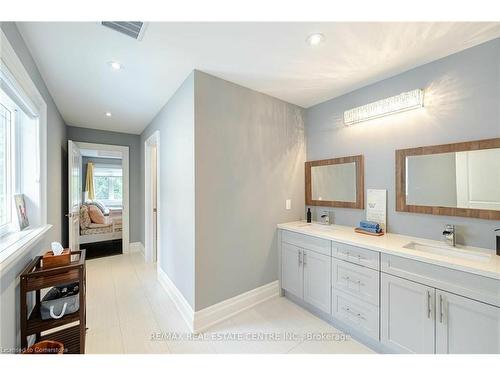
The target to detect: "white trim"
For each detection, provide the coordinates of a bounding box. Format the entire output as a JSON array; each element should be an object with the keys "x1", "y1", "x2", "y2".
[
  {"x1": 156, "y1": 267, "x2": 279, "y2": 334},
  {"x1": 74, "y1": 142, "x2": 130, "y2": 253},
  {"x1": 129, "y1": 241, "x2": 144, "y2": 254},
  {"x1": 193, "y1": 281, "x2": 280, "y2": 333},
  {"x1": 157, "y1": 266, "x2": 194, "y2": 332},
  {"x1": 0, "y1": 224, "x2": 52, "y2": 272},
  {"x1": 1, "y1": 29, "x2": 47, "y2": 228},
  {"x1": 144, "y1": 131, "x2": 160, "y2": 264}
]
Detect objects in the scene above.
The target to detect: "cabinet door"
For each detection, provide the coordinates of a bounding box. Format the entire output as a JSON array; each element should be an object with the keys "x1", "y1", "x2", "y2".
[
  {"x1": 281, "y1": 242, "x2": 303, "y2": 298},
  {"x1": 436, "y1": 290, "x2": 500, "y2": 354},
  {"x1": 381, "y1": 273, "x2": 435, "y2": 353},
  {"x1": 303, "y1": 250, "x2": 331, "y2": 314}
]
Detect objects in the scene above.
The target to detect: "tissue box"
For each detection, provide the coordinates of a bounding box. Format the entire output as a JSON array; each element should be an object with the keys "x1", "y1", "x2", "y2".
[{"x1": 42, "y1": 249, "x2": 71, "y2": 269}]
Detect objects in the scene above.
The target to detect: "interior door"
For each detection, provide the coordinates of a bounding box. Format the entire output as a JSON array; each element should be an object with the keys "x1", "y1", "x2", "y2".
[
  {"x1": 281, "y1": 242, "x2": 303, "y2": 298},
  {"x1": 381, "y1": 273, "x2": 435, "y2": 353},
  {"x1": 436, "y1": 290, "x2": 500, "y2": 354},
  {"x1": 68, "y1": 140, "x2": 82, "y2": 251},
  {"x1": 303, "y1": 249, "x2": 331, "y2": 314},
  {"x1": 152, "y1": 145, "x2": 157, "y2": 262}
]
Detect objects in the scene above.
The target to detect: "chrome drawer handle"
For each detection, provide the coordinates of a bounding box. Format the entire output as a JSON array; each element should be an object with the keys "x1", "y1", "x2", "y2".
[
  {"x1": 343, "y1": 306, "x2": 366, "y2": 320},
  {"x1": 298, "y1": 250, "x2": 302, "y2": 266},
  {"x1": 342, "y1": 276, "x2": 364, "y2": 286},
  {"x1": 427, "y1": 291, "x2": 432, "y2": 319},
  {"x1": 342, "y1": 251, "x2": 365, "y2": 261}
]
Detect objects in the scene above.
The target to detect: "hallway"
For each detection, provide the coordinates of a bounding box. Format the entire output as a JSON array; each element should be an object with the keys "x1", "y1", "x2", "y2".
[{"x1": 85, "y1": 251, "x2": 373, "y2": 354}]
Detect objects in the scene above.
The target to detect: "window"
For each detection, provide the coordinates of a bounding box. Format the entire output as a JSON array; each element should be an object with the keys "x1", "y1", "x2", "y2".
[
  {"x1": 0, "y1": 103, "x2": 12, "y2": 231},
  {"x1": 94, "y1": 164, "x2": 123, "y2": 207},
  {"x1": 0, "y1": 85, "x2": 40, "y2": 239}
]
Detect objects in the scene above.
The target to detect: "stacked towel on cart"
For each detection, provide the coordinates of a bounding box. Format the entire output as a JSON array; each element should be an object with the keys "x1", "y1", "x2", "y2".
[{"x1": 359, "y1": 220, "x2": 382, "y2": 233}]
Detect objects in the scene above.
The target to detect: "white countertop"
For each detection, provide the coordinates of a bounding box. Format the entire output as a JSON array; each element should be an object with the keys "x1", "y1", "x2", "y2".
[{"x1": 278, "y1": 221, "x2": 500, "y2": 281}]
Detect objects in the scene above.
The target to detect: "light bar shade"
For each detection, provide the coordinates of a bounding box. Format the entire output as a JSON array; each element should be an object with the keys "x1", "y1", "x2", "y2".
[{"x1": 344, "y1": 89, "x2": 424, "y2": 125}]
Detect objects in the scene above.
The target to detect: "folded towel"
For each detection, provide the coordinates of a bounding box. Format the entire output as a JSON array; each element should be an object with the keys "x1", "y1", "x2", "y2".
[
  {"x1": 358, "y1": 226, "x2": 381, "y2": 234},
  {"x1": 360, "y1": 220, "x2": 380, "y2": 230}
]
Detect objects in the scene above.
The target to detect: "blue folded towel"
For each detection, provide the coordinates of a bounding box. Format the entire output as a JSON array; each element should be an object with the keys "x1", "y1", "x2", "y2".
[
  {"x1": 358, "y1": 226, "x2": 381, "y2": 233},
  {"x1": 360, "y1": 220, "x2": 380, "y2": 230}
]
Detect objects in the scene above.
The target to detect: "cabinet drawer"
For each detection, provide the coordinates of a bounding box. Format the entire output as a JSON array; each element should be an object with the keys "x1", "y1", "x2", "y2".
[
  {"x1": 282, "y1": 230, "x2": 331, "y2": 256},
  {"x1": 332, "y1": 259, "x2": 379, "y2": 306},
  {"x1": 332, "y1": 241, "x2": 380, "y2": 270},
  {"x1": 332, "y1": 289, "x2": 379, "y2": 341},
  {"x1": 381, "y1": 254, "x2": 500, "y2": 308}
]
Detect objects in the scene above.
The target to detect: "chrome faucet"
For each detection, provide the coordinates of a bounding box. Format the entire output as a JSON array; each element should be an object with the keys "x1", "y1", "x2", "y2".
[{"x1": 442, "y1": 224, "x2": 456, "y2": 247}]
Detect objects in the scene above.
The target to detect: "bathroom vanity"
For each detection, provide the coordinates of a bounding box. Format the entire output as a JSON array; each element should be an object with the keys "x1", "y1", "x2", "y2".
[{"x1": 277, "y1": 221, "x2": 500, "y2": 354}]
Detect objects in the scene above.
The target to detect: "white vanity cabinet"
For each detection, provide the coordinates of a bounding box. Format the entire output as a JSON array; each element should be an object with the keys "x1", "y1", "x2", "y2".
[
  {"x1": 278, "y1": 225, "x2": 500, "y2": 354},
  {"x1": 436, "y1": 290, "x2": 500, "y2": 354},
  {"x1": 281, "y1": 242, "x2": 303, "y2": 298},
  {"x1": 381, "y1": 259, "x2": 500, "y2": 354},
  {"x1": 381, "y1": 273, "x2": 435, "y2": 353},
  {"x1": 281, "y1": 231, "x2": 331, "y2": 314}
]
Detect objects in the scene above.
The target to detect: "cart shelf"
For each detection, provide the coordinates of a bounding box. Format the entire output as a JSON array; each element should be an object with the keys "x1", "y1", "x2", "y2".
[{"x1": 20, "y1": 249, "x2": 86, "y2": 354}]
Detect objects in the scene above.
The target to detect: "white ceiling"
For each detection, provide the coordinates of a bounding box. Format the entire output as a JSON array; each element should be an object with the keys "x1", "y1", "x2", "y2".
[{"x1": 17, "y1": 22, "x2": 500, "y2": 134}]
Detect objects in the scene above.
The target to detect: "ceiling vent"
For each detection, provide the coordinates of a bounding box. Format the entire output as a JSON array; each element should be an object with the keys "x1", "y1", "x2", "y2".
[{"x1": 101, "y1": 21, "x2": 147, "y2": 40}]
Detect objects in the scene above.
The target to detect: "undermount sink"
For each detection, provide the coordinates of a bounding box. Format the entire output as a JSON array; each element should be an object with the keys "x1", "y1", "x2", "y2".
[{"x1": 403, "y1": 241, "x2": 491, "y2": 262}]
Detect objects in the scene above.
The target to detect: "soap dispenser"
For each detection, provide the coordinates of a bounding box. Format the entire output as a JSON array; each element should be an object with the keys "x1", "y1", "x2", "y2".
[
  {"x1": 495, "y1": 228, "x2": 500, "y2": 256},
  {"x1": 306, "y1": 208, "x2": 312, "y2": 223}
]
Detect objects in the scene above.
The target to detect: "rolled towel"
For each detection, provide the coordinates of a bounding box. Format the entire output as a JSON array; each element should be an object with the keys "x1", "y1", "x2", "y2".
[
  {"x1": 359, "y1": 226, "x2": 381, "y2": 234},
  {"x1": 360, "y1": 220, "x2": 380, "y2": 230}
]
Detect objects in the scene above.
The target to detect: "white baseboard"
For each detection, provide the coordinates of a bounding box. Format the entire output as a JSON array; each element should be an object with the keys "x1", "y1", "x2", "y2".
[
  {"x1": 156, "y1": 268, "x2": 279, "y2": 334},
  {"x1": 157, "y1": 266, "x2": 194, "y2": 332},
  {"x1": 128, "y1": 242, "x2": 144, "y2": 254},
  {"x1": 193, "y1": 280, "x2": 279, "y2": 333}
]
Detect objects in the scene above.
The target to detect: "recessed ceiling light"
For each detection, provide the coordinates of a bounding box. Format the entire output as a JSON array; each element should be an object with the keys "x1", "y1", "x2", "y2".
[
  {"x1": 105, "y1": 112, "x2": 112, "y2": 118},
  {"x1": 306, "y1": 33, "x2": 325, "y2": 46},
  {"x1": 108, "y1": 61, "x2": 122, "y2": 70}
]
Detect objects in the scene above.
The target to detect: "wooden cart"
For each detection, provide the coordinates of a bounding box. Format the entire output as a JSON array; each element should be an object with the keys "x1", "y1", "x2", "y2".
[{"x1": 20, "y1": 250, "x2": 86, "y2": 354}]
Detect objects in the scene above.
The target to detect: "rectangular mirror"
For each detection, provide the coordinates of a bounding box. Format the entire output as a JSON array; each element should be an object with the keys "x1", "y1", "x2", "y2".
[
  {"x1": 306, "y1": 155, "x2": 364, "y2": 209},
  {"x1": 396, "y1": 138, "x2": 500, "y2": 220}
]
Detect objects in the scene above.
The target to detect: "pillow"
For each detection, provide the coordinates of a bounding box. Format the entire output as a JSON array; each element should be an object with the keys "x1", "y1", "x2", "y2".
[
  {"x1": 88, "y1": 200, "x2": 109, "y2": 215},
  {"x1": 79, "y1": 205, "x2": 91, "y2": 229},
  {"x1": 88, "y1": 204, "x2": 106, "y2": 224}
]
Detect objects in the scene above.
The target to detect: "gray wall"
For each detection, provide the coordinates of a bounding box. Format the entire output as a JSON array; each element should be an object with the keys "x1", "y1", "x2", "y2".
[
  {"x1": 0, "y1": 22, "x2": 67, "y2": 350},
  {"x1": 306, "y1": 38, "x2": 500, "y2": 249},
  {"x1": 140, "y1": 73, "x2": 196, "y2": 308},
  {"x1": 194, "y1": 71, "x2": 305, "y2": 310},
  {"x1": 66, "y1": 126, "x2": 140, "y2": 242}
]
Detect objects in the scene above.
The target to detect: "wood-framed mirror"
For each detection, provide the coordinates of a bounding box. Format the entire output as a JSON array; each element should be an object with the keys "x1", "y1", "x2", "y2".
[
  {"x1": 396, "y1": 138, "x2": 500, "y2": 220},
  {"x1": 305, "y1": 155, "x2": 364, "y2": 209}
]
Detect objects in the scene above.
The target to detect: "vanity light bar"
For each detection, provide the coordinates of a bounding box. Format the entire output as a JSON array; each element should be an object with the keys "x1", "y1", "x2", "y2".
[{"x1": 343, "y1": 89, "x2": 424, "y2": 125}]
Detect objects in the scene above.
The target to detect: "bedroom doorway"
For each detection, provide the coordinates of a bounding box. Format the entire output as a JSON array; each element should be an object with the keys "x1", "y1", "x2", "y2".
[
  {"x1": 144, "y1": 131, "x2": 160, "y2": 264},
  {"x1": 68, "y1": 141, "x2": 130, "y2": 257}
]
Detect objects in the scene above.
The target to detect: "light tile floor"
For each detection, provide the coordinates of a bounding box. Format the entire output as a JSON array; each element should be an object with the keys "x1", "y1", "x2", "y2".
[{"x1": 85, "y1": 251, "x2": 374, "y2": 354}]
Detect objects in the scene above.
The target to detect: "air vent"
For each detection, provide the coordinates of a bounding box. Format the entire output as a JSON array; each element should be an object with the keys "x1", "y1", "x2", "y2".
[{"x1": 101, "y1": 21, "x2": 147, "y2": 40}]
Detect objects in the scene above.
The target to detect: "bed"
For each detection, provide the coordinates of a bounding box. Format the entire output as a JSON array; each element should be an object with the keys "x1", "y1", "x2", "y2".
[{"x1": 79, "y1": 204, "x2": 122, "y2": 245}]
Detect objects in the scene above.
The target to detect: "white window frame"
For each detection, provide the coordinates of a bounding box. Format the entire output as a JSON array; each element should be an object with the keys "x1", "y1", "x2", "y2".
[
  {"x1": 93, "y1": 164, "x2": 123, "y2": 207},
  {"x1": 0, "y1": 29, "x2": 49, "y2": 268}
]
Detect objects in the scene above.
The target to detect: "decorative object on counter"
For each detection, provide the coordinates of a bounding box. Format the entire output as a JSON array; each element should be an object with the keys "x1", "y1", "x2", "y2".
[
  {"x1": 355, "y1": 220, "x2": 384, "y2": 236},
  {"x1": 306, "y1": 208, "x2": 311, "y2": 223},
  {"x1": 22, "y1": 340, "x2": 64, "y2": 354},
  {"x1": 319, "y1": 210, "x2": 330, "y2": 225},
  {"x1": 41, "y1": 283, "x2": 80, "y2": 320},
  {"x1": 14, "y1": 194, "x2": 29, "y2": 230},
  {"x1": 42, "y1": 249, "x2": 71, "y2": 269},
  {"x1": 366, "y1": 189, "x2": 386, "y2": 232},
  {"x1": 495, "y1": 228, "x2": 500, "y2": 256}
]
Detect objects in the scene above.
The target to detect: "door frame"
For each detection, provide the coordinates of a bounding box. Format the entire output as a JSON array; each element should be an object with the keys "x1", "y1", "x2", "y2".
[
  {"x1": 74, "y1": 141, "x2": 130, "y2": 253},
  {"x1": 144, "y1": 131, "x2": 160, "y2": 264}
]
